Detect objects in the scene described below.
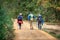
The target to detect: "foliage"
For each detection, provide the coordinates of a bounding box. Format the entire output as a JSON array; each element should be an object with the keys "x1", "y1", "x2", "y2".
[
  {"x1": 49, "y1": 0, "x2": 60, "y2": 21},
  {"x1": 0, "y1": 0, "x2": 60, "y2": 40},
  {"x1": 0, "y1": 5, "x2": 14, "y2": 40},
  {"x1": 49, "y1": 32, "x2": 60, "y2": 40},
  {"x1": 1, "y1": 0, "x2": 60, "y2": 22}
]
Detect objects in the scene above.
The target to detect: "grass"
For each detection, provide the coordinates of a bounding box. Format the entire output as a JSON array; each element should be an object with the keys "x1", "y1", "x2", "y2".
[
  {"x1": 49, "y1": 32, "x2": 60, "y2": 40},
  {"x1": 43, "y1": 29, "x2": 60, "y2": 40}
]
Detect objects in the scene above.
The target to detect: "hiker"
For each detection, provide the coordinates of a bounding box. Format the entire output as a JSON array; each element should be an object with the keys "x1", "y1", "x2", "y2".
[
  {"x1": 28, "y1": 12, "x2": 35, "y2": 30},
  {"x1": 17, "y1": 13, "x2": 23, "y2": 29},
  {"x1": 37, "y1": 14, "x2": 44, "y2": 30}
]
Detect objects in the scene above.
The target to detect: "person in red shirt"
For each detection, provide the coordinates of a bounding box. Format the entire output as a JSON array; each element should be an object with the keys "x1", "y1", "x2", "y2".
[{"x1": 17, "y1": 13, "x2": 23, "y2": 29}]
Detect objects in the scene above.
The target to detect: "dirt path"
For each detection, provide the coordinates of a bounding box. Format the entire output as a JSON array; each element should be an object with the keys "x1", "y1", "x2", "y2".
[{"x1": 13, "y1": 19, "x2": 58, "y2": 40}]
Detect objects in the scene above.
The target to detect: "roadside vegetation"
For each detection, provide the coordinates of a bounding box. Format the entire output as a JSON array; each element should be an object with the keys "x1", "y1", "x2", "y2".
[{"x1": 0, "y1": 0, "x2": 60, "y2": 40}]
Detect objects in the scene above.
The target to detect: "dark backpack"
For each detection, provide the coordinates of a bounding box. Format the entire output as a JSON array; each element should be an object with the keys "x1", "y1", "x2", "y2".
[
  {"x1": 18, "y1": 15, "x2": 22, "y2": 20},
  {"x1": 38, "y1": 16, "x2": 42, "y2": 23}
]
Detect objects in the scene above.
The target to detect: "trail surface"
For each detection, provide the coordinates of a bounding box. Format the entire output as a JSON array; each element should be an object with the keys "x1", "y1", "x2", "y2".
[{"x1": 13, "y1": 19, "x2": 58, "y2": 40}]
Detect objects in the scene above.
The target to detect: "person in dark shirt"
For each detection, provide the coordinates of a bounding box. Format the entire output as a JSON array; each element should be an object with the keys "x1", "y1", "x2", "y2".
[
  {"x1": 37, "y1": 14, "x2": 44, "y2": 30},
  {"x1": 17, "y1": 13, "x2": 23, "y2": 29}
]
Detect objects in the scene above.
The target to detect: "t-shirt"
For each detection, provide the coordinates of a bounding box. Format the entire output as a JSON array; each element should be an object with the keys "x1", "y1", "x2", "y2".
[{"x1": 28, "y1": 14, "x2": 34, "y2": 21}]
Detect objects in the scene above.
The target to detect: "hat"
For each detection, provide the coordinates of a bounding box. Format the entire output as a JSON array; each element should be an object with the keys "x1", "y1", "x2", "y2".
[
  {"x1": 39, "y1": 14, "x2": 41, "y2": 16},
  {"x1": 19, "y1": 13, "x2": 22, "y2": 15}
]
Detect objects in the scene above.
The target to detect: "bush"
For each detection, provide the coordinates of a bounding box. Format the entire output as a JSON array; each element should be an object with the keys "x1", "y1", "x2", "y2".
[
  {"x1": 56, "y1": 34, "x2": 60, "y2": 39},
  {"x1": 0, "y1": 6, "x2": 14, "y2": 40}
]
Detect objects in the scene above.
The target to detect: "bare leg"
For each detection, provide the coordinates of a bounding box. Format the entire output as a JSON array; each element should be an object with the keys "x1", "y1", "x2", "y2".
[{"x1": 30, "y1": 21, "x2": 33, "y2": 30}]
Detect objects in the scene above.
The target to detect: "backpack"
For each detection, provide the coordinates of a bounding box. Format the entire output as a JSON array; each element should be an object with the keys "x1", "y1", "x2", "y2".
[
  {"x1": 38, "y1": 16, "x2": 42, "y2": 23},
  {"x1": 17, "y1": 15, "x2": 23, "y2": 24},
  {"x1": 18, "y1": 15, "x2": 22, "y2": 20},
  {"x1": 30, "y1": 14, "x2": 34, "y2": 21}
]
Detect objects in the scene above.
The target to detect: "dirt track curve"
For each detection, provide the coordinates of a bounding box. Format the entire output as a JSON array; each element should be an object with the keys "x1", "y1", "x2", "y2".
[{"x1": 13, "y1": 19, "x2": 58, "y2": 40}]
